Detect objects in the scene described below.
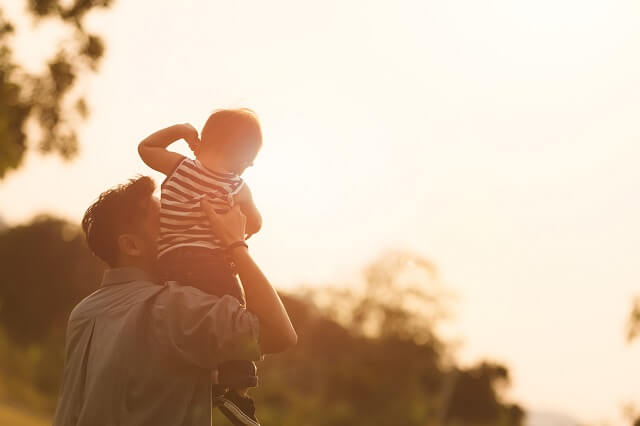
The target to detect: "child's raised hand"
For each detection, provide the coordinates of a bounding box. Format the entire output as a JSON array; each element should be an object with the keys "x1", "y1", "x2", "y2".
[{"x1": 181, "y1": 123, "x2": 201, "y2": 155}]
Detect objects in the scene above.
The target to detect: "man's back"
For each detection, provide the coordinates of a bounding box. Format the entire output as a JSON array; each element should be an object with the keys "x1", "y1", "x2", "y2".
[{"x1": 53, "y1": 267, "x2": 261, "y2": 426}]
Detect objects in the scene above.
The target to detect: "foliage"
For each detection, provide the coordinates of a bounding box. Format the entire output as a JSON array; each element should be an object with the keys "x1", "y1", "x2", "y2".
[
  {"x1": 627, "y1": 296, "x2": 640, "y2": 343},
  {"x1": 0, "y1": 216, "x2": 103, "y2": 344},
  {"x1": 0, "y1": 0, "x2": 114, "y2": 179},
  {"x1": 0, "y1": 327, "x2": 62, "y2": 413},
  {"x1": 252, "y1": 251, "x2": 524, "y2": 426},
  {"x1": 0, "y1": 401, "x2": 49, "y2": 426},
  {"x1": 0, "y1": 216, "x2": 104, "y2": 411}
]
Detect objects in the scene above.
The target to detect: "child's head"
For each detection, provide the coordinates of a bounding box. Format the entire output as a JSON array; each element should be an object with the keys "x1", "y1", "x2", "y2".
[{"x1": 198, "y1": 108, "x2": 262, "y2": 175}]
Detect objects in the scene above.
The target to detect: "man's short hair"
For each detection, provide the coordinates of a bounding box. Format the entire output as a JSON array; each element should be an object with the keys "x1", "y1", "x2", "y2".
[{"x1": 81, "y1": 176, "x2": 156, "y2": 266}]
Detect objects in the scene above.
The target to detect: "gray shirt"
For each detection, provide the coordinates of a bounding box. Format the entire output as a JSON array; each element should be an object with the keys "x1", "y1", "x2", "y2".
[{"x1": 53, "y1": 267, "x2": 261, "y2": 426}]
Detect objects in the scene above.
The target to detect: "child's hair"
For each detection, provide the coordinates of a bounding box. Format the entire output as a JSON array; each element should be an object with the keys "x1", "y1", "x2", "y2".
[{"x1": 200, "y1": 108, "x2": 262, "y2": 158}]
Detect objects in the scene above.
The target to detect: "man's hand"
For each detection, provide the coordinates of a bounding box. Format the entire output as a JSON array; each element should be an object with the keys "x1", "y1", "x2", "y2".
[{"x1": 200, "y1": 201, "x2": 246, "y2": 246}]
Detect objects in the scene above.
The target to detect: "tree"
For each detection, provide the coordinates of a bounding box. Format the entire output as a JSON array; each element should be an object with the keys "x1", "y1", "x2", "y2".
[
  {"x1": 625, "y1": 298, "x2": 640, "y2": 426},
  {"x1": 0, "y1": 223, "x2": 527, "y2": 425},
  {"x1": 0, "y1": 0, "x2": 114, "y2": 179},
  {"x1": 627, "y1": 296, "x2": 640, "y2": 343},
  {"x1": 252, "y1": 251, "x2": 525, "y2": 426},
  {"x1": 0, "y1": 215, "x2": 104, "y2": 344},
  {"x1": 0, "y1": 216, "x2": 104, "y2": 403},
  {"x1": 441, "y1": 362, "x2": 525, "y2": 426}
]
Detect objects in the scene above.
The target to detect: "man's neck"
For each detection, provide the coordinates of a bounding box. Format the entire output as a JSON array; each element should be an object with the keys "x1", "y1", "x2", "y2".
[{"x1": 114, "y1": 258, "x2": 158, "y2": 281}]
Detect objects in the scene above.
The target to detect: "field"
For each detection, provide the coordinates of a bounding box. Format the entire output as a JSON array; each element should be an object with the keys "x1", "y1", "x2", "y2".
[{"x1": 0, "y1": 402, "x2": 50, "y2": 426}]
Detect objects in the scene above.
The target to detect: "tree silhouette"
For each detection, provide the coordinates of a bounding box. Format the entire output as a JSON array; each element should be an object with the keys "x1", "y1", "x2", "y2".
[
  {"x1": 0, "y1": 215, "x2": 103, "y2": 344},
  {"x1": 254, "y1": 251, "x2": 525, "y2": 426},
  {"x1": 441, "y1": 362, "x2": 524, "y2": 426},
  {"x1": 0, "y1": 221, "x2": 525, "y2": 425},
  {"x1": 625, "y1": 299, "x2": 640, "y2": 425},
  {"x1": 627, "y1": 296, "x2": 640, "y2": 343},
  {"x1": 0, "y1": 216, "x2": 104, "y2": 401},
  {"x1": 0, "y1": 0, "x2": 114, "y2": 179}
]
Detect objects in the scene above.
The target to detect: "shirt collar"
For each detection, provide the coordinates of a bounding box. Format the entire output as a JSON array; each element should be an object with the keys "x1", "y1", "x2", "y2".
[
  {"x1": 100, "y1": 267, "x2": 155, "y2": 288},
  {"x1": 194, "y1": 159, "x2": 238, "y2": 178}
]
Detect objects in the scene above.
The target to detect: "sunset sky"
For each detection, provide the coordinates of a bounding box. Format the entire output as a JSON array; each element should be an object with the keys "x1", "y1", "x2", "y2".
[{"x1": 1, "y1": 0, "x2": 640, "y2": 423}]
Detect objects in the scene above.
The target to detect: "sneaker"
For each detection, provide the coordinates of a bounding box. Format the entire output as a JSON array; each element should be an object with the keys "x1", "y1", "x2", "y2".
[{"x1": 213, "y1": 389, "x2": 261, "y2": 426}]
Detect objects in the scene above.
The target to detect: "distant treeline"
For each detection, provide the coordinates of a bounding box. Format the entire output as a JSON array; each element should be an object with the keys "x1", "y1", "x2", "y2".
[{"x1": 0, "y1": 216, "x2": 525, "y2": 426}]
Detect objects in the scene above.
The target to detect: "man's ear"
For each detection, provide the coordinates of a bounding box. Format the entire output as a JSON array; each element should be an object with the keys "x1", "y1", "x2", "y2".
[{"x1": 117, "y1": 234, "x2": 143, "y2": 257}]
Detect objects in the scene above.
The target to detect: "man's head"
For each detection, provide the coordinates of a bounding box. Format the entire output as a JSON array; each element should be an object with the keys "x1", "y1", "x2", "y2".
[
  {"x1": 81, "y1": 176, "x2": 159, "y2": 272},
  {"x1": 199, "y1": 108, "x2": 262, "y2": 175}
]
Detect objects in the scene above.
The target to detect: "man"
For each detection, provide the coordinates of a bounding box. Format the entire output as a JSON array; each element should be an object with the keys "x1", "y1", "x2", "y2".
[{"x1": 53, "y1": 176, "x2": 297, "y2": 426}]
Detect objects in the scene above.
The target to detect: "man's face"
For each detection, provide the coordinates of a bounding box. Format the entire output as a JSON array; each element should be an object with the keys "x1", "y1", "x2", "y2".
[
  {"x1": 118, "y1": 196, "x2": 160, "y2": 271},
  {"x1": 140, "y1": 196, "x2": 161, "y2": 262}
]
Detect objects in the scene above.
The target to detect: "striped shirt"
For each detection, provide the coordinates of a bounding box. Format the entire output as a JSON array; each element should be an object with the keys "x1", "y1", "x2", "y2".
[{"x1": 158, "y1": 157, "x2": 245, "y2": 258}]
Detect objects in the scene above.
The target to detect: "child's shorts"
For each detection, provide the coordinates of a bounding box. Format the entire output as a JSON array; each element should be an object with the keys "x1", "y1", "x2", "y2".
[
  {"x1": 159, "y1": 246, "x2": 244, "y2": 301},
  {"x1": 159, "y1": 246, "x2": 258, "y2": 389}
]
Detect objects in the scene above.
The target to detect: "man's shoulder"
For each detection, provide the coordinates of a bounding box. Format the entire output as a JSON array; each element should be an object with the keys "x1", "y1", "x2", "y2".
[
  {"x1": 155, "y1": 282, "x2": 239, "y2": 308},
  {"x1": 152, "y1": 283, "x2": 252, "y2": 329},
  {"x1": 69, "y1": 279, "x2": 164, "y2": 323}
]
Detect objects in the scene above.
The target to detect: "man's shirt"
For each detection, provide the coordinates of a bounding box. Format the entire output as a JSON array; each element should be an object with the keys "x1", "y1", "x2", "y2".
[{"x1": 53, "y1": 267, "x2": 261, "y2": 426}]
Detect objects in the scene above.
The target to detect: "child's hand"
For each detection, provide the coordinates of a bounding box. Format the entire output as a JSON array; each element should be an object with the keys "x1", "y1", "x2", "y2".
[{"x1": 181, "y1": 123, "x2": 201, "y2": 155}]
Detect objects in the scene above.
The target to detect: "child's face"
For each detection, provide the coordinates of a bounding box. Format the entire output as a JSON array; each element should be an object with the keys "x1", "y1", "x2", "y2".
[
  {"x1": 216, "y1": 128, "x2": 260, "y2": 174},
  {"x1": 230, "y1": 146, "x2": 259, "y2": 175}
]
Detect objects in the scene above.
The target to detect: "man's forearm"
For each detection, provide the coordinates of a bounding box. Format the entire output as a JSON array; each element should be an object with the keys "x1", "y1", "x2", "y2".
[
  {"x1": 229, "y1": 246, "x2": 297, "y2": 354},
  {"x1": 199, "y1": 201, "x2": 296, "y2": 354}
]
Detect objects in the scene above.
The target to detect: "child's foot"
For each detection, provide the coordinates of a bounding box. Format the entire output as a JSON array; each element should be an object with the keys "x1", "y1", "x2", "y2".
[{"x1": 214, "y1": 389, "x2": 261, "y2": 426}]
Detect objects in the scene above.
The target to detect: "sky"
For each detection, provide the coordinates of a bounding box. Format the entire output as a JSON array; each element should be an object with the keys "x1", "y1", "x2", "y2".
[{"x1": 1, "y1": 0, "x2": 640, "y2": 424}]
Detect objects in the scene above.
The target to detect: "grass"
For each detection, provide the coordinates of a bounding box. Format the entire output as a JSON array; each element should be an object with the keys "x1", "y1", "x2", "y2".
[{"x1": 0, "y1": 402, "x2": 50, "y2": 426}]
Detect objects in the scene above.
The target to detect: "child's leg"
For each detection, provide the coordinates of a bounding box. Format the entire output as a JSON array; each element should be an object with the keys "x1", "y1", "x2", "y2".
[{"x1": 214, "y1": 387, "x2": 260, "y2": 426}]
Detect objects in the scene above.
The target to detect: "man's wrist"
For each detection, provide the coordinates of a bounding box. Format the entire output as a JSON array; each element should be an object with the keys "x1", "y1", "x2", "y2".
[
  {"x1": 226, "y1": 244, "x2": 249, "y2": 261},
  {"x1": 226, "y1": 241, "x2": 248, "y2": 252}
]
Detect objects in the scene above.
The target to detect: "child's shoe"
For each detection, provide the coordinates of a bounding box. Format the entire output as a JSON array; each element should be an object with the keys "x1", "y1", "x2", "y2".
[{"x1": 213, "y1": 389, "x2": 261, "y2": 426}]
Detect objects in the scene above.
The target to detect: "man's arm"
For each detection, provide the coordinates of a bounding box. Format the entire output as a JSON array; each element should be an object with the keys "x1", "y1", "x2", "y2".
[
  {"x1": 138, "y1": 124, "x2": 199, "y2": 175},
  {"x1": 201, "y1": 202, "x2": 297, "y2": 354},
  {"x1": 155, "y1": 284, "x2": 262, "y2": 368}
]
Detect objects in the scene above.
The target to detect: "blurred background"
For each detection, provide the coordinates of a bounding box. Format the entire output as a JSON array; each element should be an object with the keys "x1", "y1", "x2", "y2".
[{"x1": 1, "y1": 0, "x2": 640, "y2": 425}]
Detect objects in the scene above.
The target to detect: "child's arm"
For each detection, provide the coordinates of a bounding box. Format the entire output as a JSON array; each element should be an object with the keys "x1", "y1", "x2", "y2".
[
  {"x1": 234, "y1": 184, "x2": 262, "y2": 239},
  {"x1": 138, "y1": 123, "x2": 199, "y2": 175}
]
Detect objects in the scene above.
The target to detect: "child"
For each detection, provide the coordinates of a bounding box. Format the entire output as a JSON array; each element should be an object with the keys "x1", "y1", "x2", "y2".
[{"x1": 138, "y1": 109, "x2": 263, "y2": 426}]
